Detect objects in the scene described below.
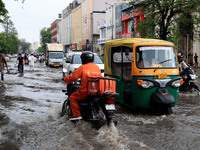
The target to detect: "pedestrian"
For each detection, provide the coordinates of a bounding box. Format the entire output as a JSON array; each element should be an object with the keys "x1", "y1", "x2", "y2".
[
  {"x1": 28, "y1": 53, "x2": 35, "y2": 71},
  {"x1": 24, "y1": 53, "x2": 29, "y2": 65},
  {"x1": 16, "y1": 53, "x2": 24, "y2": 73},
  {"x1": 194, "y1": 53, "x2": 198, "y2": 68},
  {"x1": 0, "y1": 50, "x2": 10, "y2": 81}
]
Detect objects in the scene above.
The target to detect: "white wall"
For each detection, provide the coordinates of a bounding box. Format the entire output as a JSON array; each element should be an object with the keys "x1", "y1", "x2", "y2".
[{"x1": 59, "y1": 7, "x2": 72, "y2": 46}]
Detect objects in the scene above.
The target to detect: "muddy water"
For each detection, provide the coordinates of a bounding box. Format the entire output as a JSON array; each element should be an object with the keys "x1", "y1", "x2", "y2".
[{"x1": 0, "y1": 60, "x2": 200, "y2": 150}]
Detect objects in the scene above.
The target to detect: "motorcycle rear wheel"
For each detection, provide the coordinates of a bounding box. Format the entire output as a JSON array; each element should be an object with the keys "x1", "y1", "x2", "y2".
[{"x1": 190, "y1": 83, "x2": 200, "y2": 92}]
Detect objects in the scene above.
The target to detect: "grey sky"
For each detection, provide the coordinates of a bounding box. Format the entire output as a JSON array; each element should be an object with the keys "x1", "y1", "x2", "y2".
[{"x1": 1, "y1": 0, "x2": 73, "y2": 44}]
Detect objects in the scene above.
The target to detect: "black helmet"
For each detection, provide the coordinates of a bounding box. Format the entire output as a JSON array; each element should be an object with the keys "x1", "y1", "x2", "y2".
[
  {"x1": 177, "y1": 52, "x2": 184, "y2": 63},
  {"x1": 81, "y1": 51, "x2": 94, "y2": 64}
]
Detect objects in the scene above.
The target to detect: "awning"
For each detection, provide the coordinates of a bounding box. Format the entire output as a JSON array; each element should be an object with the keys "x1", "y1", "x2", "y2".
[{"x1": 119, "y1": 3, "x2": 141, "y2": 12}]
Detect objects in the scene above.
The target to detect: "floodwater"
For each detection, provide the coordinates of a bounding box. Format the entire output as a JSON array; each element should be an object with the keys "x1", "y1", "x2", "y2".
[{"x1": 0, "y1": 60, "x2": 200, "y2": 150}]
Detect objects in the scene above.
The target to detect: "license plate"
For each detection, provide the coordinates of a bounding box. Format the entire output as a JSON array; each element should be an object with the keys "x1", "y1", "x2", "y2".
[
  {"x1": 54, "y1": 65, "x2": 59, "y2": 67},
  {"x1": 158, "y1": 70, "x2": 167, "y2": 79},
  {"x1": 105, "y1": 104, "x2": 115, "y2": 110}
]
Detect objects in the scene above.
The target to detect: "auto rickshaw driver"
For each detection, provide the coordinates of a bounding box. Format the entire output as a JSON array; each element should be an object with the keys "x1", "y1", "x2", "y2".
[{"x1": 138, "y1": 50, "x2": 159, "y2": 68}]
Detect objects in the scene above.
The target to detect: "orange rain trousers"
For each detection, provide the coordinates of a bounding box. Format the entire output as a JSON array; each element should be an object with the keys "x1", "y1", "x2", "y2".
[
  {"x1": 69, "y1": 91, "x2": 88, "y2": 117},
  {"x1": 64, "y1": 62, "x2": 102, "y2": 117}
]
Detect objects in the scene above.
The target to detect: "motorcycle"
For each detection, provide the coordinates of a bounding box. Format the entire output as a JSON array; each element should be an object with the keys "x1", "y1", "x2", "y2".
[
  {"x1": 179, "y1": 63, "x2": 200, "y2": 92},
  {"x1": 61, "y1": 80, "x2": 117, "y2": 127}
]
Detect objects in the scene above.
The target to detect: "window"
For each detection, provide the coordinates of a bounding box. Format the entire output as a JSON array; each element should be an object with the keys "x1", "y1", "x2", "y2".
[
  {"x1": 136, "y1": 46, "x2": 177, "y2": 69},
  {"x1": 128, "y1": 20, "x2": 133, "y2": 33},
  {"x1": 49, "y1": 52, "x2": 63, "y2": 59},
  {"x1": 101, "y1": 28, "x2": 106, "y2": 38}
]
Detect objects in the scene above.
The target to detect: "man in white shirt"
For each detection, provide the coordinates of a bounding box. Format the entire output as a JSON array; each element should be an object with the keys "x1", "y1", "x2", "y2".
[{"x1": 28, "y1": 54, "x2": 35, "y2": 71}]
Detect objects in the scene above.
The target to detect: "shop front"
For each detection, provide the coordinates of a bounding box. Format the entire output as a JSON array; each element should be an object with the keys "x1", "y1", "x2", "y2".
[{"x1": 121, "y1": 5, "x2": 145, "y2": 38}]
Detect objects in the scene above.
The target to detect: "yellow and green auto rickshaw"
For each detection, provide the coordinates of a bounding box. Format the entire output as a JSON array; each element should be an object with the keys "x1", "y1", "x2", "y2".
[{"x1": 104, "y1": 38, "x2": 183, "y2": 114}]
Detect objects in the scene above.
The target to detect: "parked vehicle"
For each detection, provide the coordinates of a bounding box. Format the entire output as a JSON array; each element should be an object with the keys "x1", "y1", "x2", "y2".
[
  {"x1": 61, "y1": 77, "x2": 117, "y2": 126},
  {"x1": 62, "y1": 52, "x2": 104, "y2": 77},
  {"x1": 104, "y1": 38, "x2": 182, "y2": 115},
  {"x1": 179, "y1": 62, "x2": 200, "y2": 92},
  {"x1": 45, "y1": 43, "x2": 64, "y2": 67}
]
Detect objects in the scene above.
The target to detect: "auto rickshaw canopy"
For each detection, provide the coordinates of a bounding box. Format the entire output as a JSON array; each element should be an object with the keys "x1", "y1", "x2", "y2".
[{"x1": 104, "y1": 38, "x2": 174, "y2": 75}]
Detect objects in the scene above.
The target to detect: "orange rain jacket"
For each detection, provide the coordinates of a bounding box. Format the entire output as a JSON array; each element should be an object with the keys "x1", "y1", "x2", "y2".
[
  {"x1": 64, "y1": 62, "x2": 102, "y2": 118},
  {"x1": 64, "y1": 62, "x2": 102, "y2": 93}
]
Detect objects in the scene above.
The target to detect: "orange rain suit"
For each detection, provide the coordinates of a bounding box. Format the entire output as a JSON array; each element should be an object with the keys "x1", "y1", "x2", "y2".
[{"x1": 64, "y1": 62, "x2": 102, "y2": 118}]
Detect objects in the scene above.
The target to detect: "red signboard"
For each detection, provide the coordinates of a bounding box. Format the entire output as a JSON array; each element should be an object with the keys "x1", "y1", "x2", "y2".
[
  {"x1": 122, "y1": 11, "x2": 133, "y2": 21},
  {"x1": 70, "y1": 43, "x2": 77, "y2": 51}
]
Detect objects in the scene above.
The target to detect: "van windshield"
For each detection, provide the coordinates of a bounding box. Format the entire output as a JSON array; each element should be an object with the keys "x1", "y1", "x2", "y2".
[
  {"x1": 136, "y1": 46, "x2": 177, "y2": 69},
  {"x1": 49, "y1": 52, "x2": 63, "y2": 59}
]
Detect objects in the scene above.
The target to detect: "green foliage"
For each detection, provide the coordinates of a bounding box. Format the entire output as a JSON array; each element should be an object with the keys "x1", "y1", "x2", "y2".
[
  {"x1": 0, "y1": 0, "x2": 8, "y2": 23},
  {"x1": 20, "y1": 39, "x2": 30, "y2": 53},
  {"x1": 2, "y1": 15, "x2": 17, "y2": 34},
  {"x1": 37, "y1": 46, "x2": 45, "y2": 53},
  {"x1": 129, "y1": 0, "x2": 200, "y2": 44},
  {"x1": 0, "y1": 32, "x2": 20, "y2": 54},
  {"x1": 40, "y1": 27, "x2": 51, "y2": 50},
  {"x1": 0, "y1": 15, "x2": 20, "y2": 54}
]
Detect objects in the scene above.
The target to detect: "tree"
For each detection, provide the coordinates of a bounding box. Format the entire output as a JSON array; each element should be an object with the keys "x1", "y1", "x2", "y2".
[
  {"x1": 0, "y1": 0, "x2": 8, "y2": 23},
  {"x1": 37, "y1": 46, "x2": 45, "y2": 53},
  {"x1": 130, "y1": 0, "x2": 200, "y2": 44},
  {"x1": 0, "y1": 15, "x2": 20, "y2": 54},
  {"x1": 20, "y1": 39, "x2": 30, "y2": 53},
  {"x1": 40, "y1": 27, "x2": 51, "y2": 53},
  {"x1": 0, "y1": 32, "x2": 20, "y2": 54},
  {"x1": 2, "y1": 15, "x2": 17, "y2": 35},
  {"x1": 14, "y1": 0, "x2": 25, "y2": 4}
]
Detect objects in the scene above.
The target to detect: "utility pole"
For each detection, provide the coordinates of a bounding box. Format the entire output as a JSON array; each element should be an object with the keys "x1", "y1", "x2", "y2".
[
  {"x1": 186, "y1": 34, "x2": 189, "y2": 64},
  {"x1": 105, "y1": 3, "x2": 114, "y2": 40},
  {"x1": 131, "y1": 5, "x2": 135, "y2": 37}
]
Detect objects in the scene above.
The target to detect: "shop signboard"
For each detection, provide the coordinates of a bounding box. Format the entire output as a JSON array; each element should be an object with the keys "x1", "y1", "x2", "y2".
[
  {"x1": 70, "y1": 43, "x2": 77, "y2": 51},
  {"x1": 97, "y1": 38, "x2": 106, "y2": 44},
  {"x1": 98, "y1": 20, "x2": 106, "y2": 29},
  {"x1": 115, "y1": 5, "x2": 122, "y2": 27},
  {"x1": 122, "y1": 9, "x2": 134, "y2": 21}
]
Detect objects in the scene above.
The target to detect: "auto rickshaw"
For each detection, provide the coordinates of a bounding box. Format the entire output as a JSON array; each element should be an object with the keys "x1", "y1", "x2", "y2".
[{"x1": 104, "y1": 38, "x2": 182, "y2": 114}]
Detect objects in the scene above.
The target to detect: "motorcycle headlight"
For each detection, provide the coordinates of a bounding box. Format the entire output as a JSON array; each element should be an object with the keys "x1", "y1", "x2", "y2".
[
  {"x1": 171, "y1": 80, "x2": 181, "y2": 88},
  {"x1": 137, "y1": 80, "x2": 154, "y2": 88},
  {"x1": 190, "y1": 74, "x2": 196, "y2": 80}
]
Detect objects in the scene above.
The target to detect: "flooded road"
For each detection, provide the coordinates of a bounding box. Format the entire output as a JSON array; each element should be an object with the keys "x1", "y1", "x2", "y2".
[{"x1": 0, "y1": 60, "x2": 200, "y2": 150}]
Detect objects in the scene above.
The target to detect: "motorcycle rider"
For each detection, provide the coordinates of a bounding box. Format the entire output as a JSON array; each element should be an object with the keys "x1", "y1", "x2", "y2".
[
  {"x1": 16, "y1": 53, "x2": 24, "y2": 73},
  {"x1": 178, "y1": 52, "x2": 188, "y2": 74},
  {"x1": 63, "y1": 51, "x2": 102, "y2": 120}
]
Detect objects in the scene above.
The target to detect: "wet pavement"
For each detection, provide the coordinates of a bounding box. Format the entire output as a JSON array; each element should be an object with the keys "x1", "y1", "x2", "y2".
[{"x1": 0, "y1": 60, "x2": 200, "y2": 150}]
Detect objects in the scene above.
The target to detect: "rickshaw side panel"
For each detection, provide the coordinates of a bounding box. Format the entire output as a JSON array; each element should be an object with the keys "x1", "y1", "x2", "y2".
[{"x1": 109, "y1": 74, "x2": 134, "y2": 107}]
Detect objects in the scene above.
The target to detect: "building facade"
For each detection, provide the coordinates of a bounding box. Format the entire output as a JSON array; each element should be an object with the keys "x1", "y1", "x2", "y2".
[
  {"x1": 193, "y1": 32, "x2": 200, "y2": 65},
  {"x1": 51, "y1": 19, "x2": 61, "y2": 43},
  {"x1": 59, "y1": 6, "x2": 73, "y2": 52},
  {"x1": 72, "y1": 5, "x2": 83, "y2": 50}
]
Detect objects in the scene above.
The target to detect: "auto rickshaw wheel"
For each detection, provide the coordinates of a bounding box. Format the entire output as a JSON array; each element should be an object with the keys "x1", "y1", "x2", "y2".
[
  {"x1": 165, "y1": 106, "x2": 173, "y2": 115},
  {"x1": 154, "y1": 104, "x2": 173, "y2": 115}
]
